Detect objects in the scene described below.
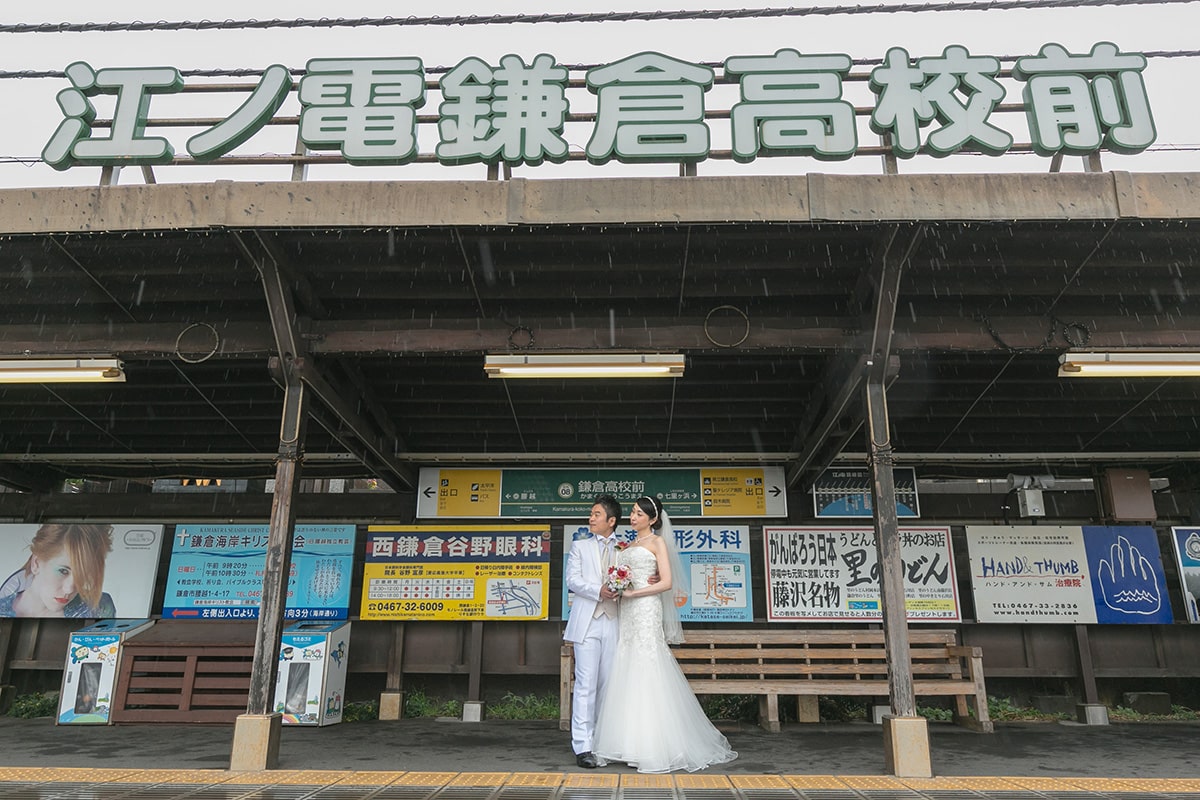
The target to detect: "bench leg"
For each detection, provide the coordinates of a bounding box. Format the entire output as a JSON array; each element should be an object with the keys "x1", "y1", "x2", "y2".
[
  {"x1": 758, "y1": 694, "x2": 782, "y2": 732},
  {"x1": 796, "y1": 695, "x2": 819, "y2": 723},
  {"x1": 952, "y1": 693, "x2": 994, "y2": 733}
]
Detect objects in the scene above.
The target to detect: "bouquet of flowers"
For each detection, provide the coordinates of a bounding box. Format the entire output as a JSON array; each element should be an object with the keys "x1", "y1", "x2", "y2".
[{"x1": 605, "y1": 563, "x2": 634, "y2": 594}]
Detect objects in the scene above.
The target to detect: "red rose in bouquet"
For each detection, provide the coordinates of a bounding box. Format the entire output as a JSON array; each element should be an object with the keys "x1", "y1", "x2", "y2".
[{"x1": 605, "y1": 563, "x2": 633, "y2": 594}]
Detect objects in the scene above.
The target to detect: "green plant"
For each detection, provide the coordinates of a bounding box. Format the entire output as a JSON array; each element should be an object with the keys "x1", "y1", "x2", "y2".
[
  {"x1": 985, "y1": 695, "x2": 1066, "y2": 721},
  {"x1": 917, "y1": 705, "x2": 954, "y2": 722},
  {"x1": 818, "y1": 696, "x2": 867, "y2": 722},
  {"x1": 1110, "y1": 704, "x2": 1200, "y2": 722},
  {"x1": 8, "y1": 691, "x2": 58, "y2": 719},
  {"x1": 403, "y1": 688, "x2": 463, "y2": 718},
  {"x1": 699, "y1": 694, "x2": 760, "y2": 722},
  {"x1": 487, "y1": 692, "x2": 559, "y2": 720},
  {"x1": 341, "y1": 700, "x2": 379, "y2": 722}
]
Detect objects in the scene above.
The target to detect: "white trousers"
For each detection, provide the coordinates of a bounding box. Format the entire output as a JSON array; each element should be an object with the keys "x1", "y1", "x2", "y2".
[{"x1": 571, "y1": 614, "x2": 618, "y2": 754}]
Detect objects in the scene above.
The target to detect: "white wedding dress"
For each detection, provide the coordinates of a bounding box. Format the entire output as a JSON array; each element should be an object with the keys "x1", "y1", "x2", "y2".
[{"x1": 592, "y1": 545, "x2": 737, "y2": 773}]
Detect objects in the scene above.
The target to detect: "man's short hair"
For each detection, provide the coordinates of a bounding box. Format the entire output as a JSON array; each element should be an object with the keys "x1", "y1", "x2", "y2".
[{"x1": 593, "y1": 494, "x2": 621, "y2": 528}]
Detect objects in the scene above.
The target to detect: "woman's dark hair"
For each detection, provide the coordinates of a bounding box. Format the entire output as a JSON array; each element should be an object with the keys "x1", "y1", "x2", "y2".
[{"x1": 634, "y1": 496, "x2": 664, "y2": 531}]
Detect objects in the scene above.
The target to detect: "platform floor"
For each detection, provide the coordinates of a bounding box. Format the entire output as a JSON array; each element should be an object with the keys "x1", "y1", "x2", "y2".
[{"x1": 0, "y1": 769, "x2": 1199, "y2": 800}]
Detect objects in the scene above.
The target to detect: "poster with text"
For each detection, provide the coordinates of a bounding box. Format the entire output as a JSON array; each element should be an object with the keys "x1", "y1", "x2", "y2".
[
  {"x1": 360, "y1": 525, "x2": 551, "y2": 621},
  {"x1": 1170, "y1": 527, "x2": 1200, "y2": 623},
  {"x1": 966, "y1": 525, "x2": 1172, "y2": 624},
  {"x1": 164, "y1": 524, "x2": 355, "y2": 620},
  {"x1": 0, "y1": 523, "x2": 163, "y2": 618},
  {"x1": 763, "y1": 526, "x2": 959, "y2": 622},
  {"x1": 562, "y1": 524, "x2": 752, "y2": 623}
]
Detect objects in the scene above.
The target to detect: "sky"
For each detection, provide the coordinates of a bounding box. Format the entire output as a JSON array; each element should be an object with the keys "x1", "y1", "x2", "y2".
[{"x1": 1, "y1": 0, "x2": 1198, "y2": 187}]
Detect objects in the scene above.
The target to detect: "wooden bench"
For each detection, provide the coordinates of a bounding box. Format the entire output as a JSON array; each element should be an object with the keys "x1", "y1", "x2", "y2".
[{"x1": 560, "y1": 628, "x2": 992, "y2": 733}]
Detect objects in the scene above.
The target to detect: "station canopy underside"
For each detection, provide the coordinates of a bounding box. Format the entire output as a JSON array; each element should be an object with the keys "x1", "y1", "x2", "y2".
[{"x1": 0, "y1": 172, "x2": 1198, "y2": 494}]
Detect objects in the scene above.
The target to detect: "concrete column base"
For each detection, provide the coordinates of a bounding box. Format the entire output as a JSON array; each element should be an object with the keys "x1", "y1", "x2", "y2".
[
  {"x1": 379, "y1": 691, "x2": 403, "y2": 721},
  {"x1": 882, "y1": 715, "x2": 932, "y2": 778},
  {"x1": 462, "y1": 700, "x2": 484, "y2": 722},
  {"x1": 1076, "y1": 703, "x2": 1110, "y2": 725},
  {"x1": 230, "y1": 713, "x2": 282, "y2": 771}
]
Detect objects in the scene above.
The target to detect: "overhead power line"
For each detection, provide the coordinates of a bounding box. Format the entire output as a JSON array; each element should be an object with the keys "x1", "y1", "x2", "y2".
[
  {"x1": 2, "y1": 50, "x2": 1199, "y2": 81},
  {"x1": 1, "y1": 0, "x2": 1196, "y2": 34}
]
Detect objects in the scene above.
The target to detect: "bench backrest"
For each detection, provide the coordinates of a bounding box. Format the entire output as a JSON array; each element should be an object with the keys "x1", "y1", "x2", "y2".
[{"x1": 671, "y1": 629, "x2": 964, "y2": 681}]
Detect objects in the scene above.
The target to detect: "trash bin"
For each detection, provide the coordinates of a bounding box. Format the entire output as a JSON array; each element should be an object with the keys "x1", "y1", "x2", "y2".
[
  {"x1": 274, "y1": 620, "x2": 351, "y2": 725},
  {"x1": 58, "y1": 619, "x2": 154, "y2": 725}
]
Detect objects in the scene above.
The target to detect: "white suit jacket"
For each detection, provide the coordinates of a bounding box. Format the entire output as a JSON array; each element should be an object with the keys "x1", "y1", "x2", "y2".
[{"x1": 562, "y1": 532, "x2": 611, "y2": 643}]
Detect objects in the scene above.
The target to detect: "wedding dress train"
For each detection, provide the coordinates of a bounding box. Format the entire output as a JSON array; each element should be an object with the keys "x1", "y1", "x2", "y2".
[{"x1": 592, "y1": 545, "x2": 737, "y2": 773}]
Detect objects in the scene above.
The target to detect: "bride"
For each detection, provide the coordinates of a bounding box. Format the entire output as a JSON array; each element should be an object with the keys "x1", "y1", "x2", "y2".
[{"x1": 592, "y1": 496, "x2": 737, "y2": 773}]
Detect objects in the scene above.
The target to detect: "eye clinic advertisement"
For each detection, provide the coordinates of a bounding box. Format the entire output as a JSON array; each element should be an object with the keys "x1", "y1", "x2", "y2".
[{"x1": 0, "y1": 523, "x2": 163, "y2": 618}]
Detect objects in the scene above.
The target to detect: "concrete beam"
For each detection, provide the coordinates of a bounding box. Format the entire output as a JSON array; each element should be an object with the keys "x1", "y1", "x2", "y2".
[{"x1": 3, "y1": 173, "x2": 1200, "y2": 235}]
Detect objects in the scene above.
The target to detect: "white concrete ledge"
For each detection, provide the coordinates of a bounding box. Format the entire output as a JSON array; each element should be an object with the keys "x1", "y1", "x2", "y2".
[{"x1": 2, "y1": 172, "x2": 1200, "y2": 234}]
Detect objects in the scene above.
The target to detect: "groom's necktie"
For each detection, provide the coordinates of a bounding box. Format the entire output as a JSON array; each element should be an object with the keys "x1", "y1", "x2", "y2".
[{"x1": 594, "y1": 536, "x2": 618, "y2": 619}]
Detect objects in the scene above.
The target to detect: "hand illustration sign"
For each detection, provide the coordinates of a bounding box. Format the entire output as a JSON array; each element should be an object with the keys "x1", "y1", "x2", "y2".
[{"x1": 1097, "y1": 535, "x2": 1162, "y2": 615}]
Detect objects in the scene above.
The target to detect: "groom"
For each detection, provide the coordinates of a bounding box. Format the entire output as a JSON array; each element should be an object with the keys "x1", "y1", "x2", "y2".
[{"x1": 563, "y1": 494, "x2": 623, "y2": 768}]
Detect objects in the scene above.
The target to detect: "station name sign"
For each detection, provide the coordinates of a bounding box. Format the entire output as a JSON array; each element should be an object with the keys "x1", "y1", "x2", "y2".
[{"x1": 44, "y1": 41, "x2": 1155, "y2": 170}]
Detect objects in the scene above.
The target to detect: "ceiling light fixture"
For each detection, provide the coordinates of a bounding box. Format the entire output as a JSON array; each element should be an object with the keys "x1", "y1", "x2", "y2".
[
  {"x1": 1058, "y1": 351, "x2": 1200, "y2": 378},
  {"x1": 0, "y1": 358, "x2": 126, "y2": 384},
  {"x1": 484, "y1": 353, "x2": 685, "y2": 379}
]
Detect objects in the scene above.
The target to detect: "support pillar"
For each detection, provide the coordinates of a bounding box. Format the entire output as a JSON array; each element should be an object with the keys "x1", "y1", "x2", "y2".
[
  {"x1": 863, "y1": 226, "x2": 929, "y2": 777},
  {"x1": 231, "y1": 371, "x2": 307, "y2": 770},
  {"x1": 379, "y1": 622, "x2": 406, "y2": 720}
]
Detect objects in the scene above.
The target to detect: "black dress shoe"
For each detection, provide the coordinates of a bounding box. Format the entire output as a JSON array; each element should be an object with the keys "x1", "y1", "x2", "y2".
[{"x1": 576, "y1": 752, "x2": 599, "y2": 768}]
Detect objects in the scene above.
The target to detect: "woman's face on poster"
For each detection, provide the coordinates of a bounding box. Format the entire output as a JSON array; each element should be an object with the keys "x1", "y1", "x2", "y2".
[{"x1": 29, "y1": 548, "x2": 77, "y2": 613}]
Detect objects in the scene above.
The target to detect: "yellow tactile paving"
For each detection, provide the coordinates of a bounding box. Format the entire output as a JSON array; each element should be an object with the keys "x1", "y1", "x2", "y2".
[
  {"x1": 674, "y1": 774, "x2": 732, "y2": 789},
  {"x1": 450, "y1": 772, "x2": 511, "y2": 786},
  {"x1": 0, "y1": 769, "x2": 1195, "y2": 794},
  {"x1": 391, "y1": 771, "x2": 460, "y2": 785},
  {"x1": 1121, "y1": 778, "x2": 1200, "y2": 792},
  {"x1": 784, "y1": 775, "x2": 850, "y2": 790},
  {"x1": 730, "y1": 775, "x2": 793, "y2": 789},
  {"x1": 331, "y1": 771, "x2": 407, "y2": 785},
  {"x1": 564, "y1": 773, "x2": 620, "y2": 787},
  {"x1": 114, "y1": 769, "x2": 233, "y2": 784},
  {"x1": 621, "y1": 773, "x2": 675, "y2": 788},
  {"x1": 938, "y1": 777, "x2": 1026, "y2": 791},
  {"x1": 1002, "y1": 776, "x2": 1083, "y2": 791},
  {"x1": 839, "y1": 776, "x2": 908, "y2": 790},
  {"x1": 0, "y1": 767, "x2": 138, "y2": 782},
  {"x1": 223, "y1": 770, "x2": 283, "y2": 784},
  {"x1": 1065, "y1": 778, "x2": 1142, "y2": 792},
  {"x1": 507, "y1": 772, "x2": 565, "y2": 786},
  {"x1": 901, "y1": 777, "x2": 976, "y2": 790},
  {"x1": 266, "y1": 770, "x2": 358, "y2": 785}
]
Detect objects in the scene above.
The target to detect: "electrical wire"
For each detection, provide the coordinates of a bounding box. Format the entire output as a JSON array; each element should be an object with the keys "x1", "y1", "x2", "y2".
[
  {"x1": 1, "y1": 0, "x2": 1196, "y2": 34},
  {"x1": 3, "y1": 49, "x2": 1199, "y2": 81}
]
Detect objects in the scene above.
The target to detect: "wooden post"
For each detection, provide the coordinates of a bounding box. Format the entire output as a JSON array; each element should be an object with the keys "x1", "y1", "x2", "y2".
[
  {"x1": 231, "y1": 371, "x2": 306, "y2": 769},
  {"x1": 866, "y1": 379, "x2": 916, "y2": 718},
  {"x1": 379, "y1": 622, "x2": 407, "y2": 720},
  {"x1": 1074, "y1": 624, "x2": 1100, "y2": 704},
  {"x1": 463, "y1": 621, "x2": 486, "y2": 722}
]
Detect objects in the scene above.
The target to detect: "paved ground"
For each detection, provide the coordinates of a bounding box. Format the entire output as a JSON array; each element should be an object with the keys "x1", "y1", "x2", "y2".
[{"x1": 0, "y1": 717, "x2": 1198, "y2": 800}]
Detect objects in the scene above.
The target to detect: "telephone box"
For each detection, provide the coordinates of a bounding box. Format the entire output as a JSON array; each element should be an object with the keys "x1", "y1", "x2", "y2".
[
  {"x1": 274, "y1": 620, "x2": 351, "y2": 725},
  {"x1": 58, "y1": 619, "x2": 154, "y2": 725}
]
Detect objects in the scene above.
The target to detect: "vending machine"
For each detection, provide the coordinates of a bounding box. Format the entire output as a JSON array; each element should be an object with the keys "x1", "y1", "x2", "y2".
[
  {"x1": 274, "y1": 620, "x2": 351, "y2": 725},
  {"x1": 58, "y1": 619, "x2": 154, "y2": 725}
]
